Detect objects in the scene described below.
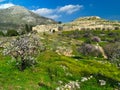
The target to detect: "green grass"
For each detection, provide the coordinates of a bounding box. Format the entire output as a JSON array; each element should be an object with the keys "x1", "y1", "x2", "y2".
[
  {"x1": 0, "y1": 50, "x2": 120, "y2": 89},
  {"x1": 61, "y1": 30, "x2": 120, "y2": 43},
  {"x1": 0, "y1": 29, "x2": 120, "y2": 90}
]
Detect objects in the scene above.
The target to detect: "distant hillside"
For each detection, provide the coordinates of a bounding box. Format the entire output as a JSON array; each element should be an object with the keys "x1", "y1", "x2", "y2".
[
  {"x1": 33, "y1": 16, "x2": 120, "y2": 32},
  {"x1": 66, "y1": 16, "x2": 120, "y2": 30},
  {"x1": 0, "y1": 5, "x2": 57, "y2": 31}
]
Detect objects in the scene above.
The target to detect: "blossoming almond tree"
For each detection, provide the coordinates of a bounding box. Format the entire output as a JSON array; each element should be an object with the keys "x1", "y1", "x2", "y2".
[{"x1": 3, "y1": 34, "x2": 42, "y2": 71}]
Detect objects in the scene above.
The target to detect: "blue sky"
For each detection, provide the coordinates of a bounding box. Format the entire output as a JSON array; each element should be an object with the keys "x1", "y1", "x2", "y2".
[{"x1": 0, "y1": 0, "x2": 120, "y2": 22}]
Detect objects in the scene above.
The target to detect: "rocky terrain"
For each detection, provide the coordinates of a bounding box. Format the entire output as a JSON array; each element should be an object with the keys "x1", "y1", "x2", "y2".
[
  {"x1": 0, "y1": 5, "x2": 56, "y2": 31},
  {"x1": 33, "y1": 16, "x2": 120, "y2": 32}
]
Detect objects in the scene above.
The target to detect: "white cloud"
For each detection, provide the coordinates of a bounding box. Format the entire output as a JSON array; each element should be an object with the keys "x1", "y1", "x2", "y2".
[
  {"x1": 32, "y1": 4, "x2": 83, "y2": 20},
  {"x1": 32, "y1": 8, "x2": 54, "y2": 15},
  {"x1": 0, "y1": 3, "x2": 15, "y2": 9},
  {"x1": 46, "y1": 14, "x2": 61, "y2": 19},
  {"x1": 58, "y1": 5, "x2": 83, "y2": 14},
  {"x1": 32, "y1": 8, "x2": 61, "y2": 19}
]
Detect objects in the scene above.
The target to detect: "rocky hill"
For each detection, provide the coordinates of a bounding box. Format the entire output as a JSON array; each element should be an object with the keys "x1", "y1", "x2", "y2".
[
  {"x1": 67, "y1": 16, "x2": 120, "y2": 30},
  {"x1": 0, "y1": 5, "x2": 57, "y2": 31},
  {"x1": 33, "y1": 16, "x2": 120, "y2": 33}
]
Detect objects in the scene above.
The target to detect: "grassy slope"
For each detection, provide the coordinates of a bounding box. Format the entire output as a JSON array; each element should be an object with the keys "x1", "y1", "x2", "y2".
[
  {"x1": 0, "y1": 50, "x2": 120, "y2": 90},
  {"x1": 0, "y1": 30, "x2": 120, "y2": 90}
]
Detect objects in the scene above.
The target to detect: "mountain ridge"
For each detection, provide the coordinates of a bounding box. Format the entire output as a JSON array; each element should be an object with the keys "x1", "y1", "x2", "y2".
[{"x1": 0, "y1": 5, "x2": 57, "y2": 31}]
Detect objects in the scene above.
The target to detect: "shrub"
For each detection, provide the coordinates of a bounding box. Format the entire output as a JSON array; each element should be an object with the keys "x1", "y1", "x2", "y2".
[
  {"x1": 79, "y1": 44, "x2": 94, "y2": 56},
  {"x1": 103, "y1": 42, "x2": 120, "y2": 67},
  {"x1": 0, "y1": 31, "x2": 4, "y2": 36},
  {"x1": 3, "y1": 34, "x2": 42, "y2": 71},
  {"x1": 58, "y1": 21, "x2": 62, "y2": 24},
  {"x1": 114, "y1": 27, "x2": 119, "y2": 30},
  {"x1": 19, "y1": 30, "x2": 26, "y2": 35},
  {"x1": 83, "y1": 31, "x2": 93, "y2": 38},
  {"x1": 70, "y1": 30, "x2": 80, "y2": 39},
  {"x1": 108, "y1": 32, "x2": 117, "y2": 37},
  {"x1": 91, "y1": 36, "x2": 101, "y2": 42},
  {"x1": 84, "y1": 39, "x2": 92, "y2": 44},
  {"x1": 78, "y1": 43, "x2": 102, "y2": 57},
  {"x1": 25, "y1": 24, "x2": 33, "y2": 33},
  {"x1": 6, "y1": 30, "x2": 19, "y2": 36}
]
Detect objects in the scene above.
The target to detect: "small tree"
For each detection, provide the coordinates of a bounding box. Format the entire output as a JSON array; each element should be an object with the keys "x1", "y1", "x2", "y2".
[
  {"x1": 3, "y1": 34, "x2": 42, "y2": 71},
  {"x1": 58, "y1": 21, "x2": 62, "y2": 24},
  {"x1": 25, "y1": 24, "x2": 29, "y2": 32},
  {"x1": 25, "y1": 24, "x2": 33, "y2": 33}
]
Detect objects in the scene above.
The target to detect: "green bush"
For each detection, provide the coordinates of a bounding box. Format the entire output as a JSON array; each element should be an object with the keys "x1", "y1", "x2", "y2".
[
  {"x1": 6, "y1": 29, "x2": 19, "y2": 36},
  {"x1": 0, "y1": 31, "x2": 4, "y2": 36},
  {"x1": 25, "y1": 24, "x2": 33, "y2": 33}
]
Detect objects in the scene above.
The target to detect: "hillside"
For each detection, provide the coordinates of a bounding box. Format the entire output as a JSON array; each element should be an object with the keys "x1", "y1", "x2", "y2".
[
  {"x1": 0, "y1": 5, "x2": 56, "y2": 31},
  {"x1": 67, "y1": 16, "x2": 120, "y2": 30},
  {"x1": 0, "y1": 27, "x2": 120, "y2": 89},
  {"x1": 0, "y1": 9, "x2": 120, "y2": 89},
  {"x1": 33, "y1": 16, "x2": 120, "y2": 33}
]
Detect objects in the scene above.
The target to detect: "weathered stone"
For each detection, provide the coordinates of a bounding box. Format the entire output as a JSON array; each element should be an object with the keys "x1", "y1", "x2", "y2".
[{"x1": 99, "y1": 80, "x2": 106, "y2": 86}]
